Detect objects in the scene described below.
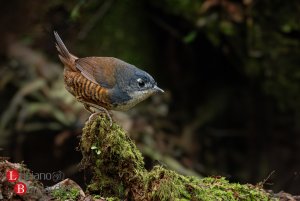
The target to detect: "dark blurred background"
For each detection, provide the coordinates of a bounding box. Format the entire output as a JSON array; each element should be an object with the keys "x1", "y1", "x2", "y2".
[{"x1": 1, "y1": 0, "x2": 300, "y2": 194}]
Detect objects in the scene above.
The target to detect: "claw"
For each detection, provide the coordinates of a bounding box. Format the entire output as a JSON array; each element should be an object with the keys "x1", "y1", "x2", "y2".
[
  {"x1": 84, "y1": 105, "x2": 112, "y2": 127},
  {"x1": 88, "y1": 110, "x2": 112, "y2": 127},
  {"x1": 79, "y1": 101, "x2": 113, "y2": 126},
  {"x1": 84, "y1": 103, "x2": 95, "y2": 113}
]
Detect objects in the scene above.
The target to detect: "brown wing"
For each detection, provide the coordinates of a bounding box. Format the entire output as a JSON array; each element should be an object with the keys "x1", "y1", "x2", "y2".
[{"x1": 75, "y1": 57, "x2": 116, "y2": 89}]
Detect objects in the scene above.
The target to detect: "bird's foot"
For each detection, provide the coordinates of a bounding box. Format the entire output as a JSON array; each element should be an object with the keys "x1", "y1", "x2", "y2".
[
  {"x1": 88, "y1": 110, "x2": 112, "y2": 127},
  {"x1": 81, "y1": 101, "x2": 113, "y2": 126}
]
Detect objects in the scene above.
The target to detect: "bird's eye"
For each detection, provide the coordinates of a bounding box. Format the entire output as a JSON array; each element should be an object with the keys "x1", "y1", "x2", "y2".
[{"x1": 137, "y1": 78, "x2": 145, "y2": 88}]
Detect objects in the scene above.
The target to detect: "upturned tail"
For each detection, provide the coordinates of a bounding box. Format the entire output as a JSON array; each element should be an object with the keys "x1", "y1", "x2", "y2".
[{"x1": 54, "y1": 31, "x2": 77, "y2": 71}]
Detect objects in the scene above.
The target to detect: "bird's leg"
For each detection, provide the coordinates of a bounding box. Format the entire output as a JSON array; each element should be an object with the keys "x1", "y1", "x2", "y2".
[
  {"x1": 80, "y1": 101, "x2": 112, "y2": 126},
  {"x1": 88, "y1": 107, "x2": 112, "y2": 126},
  {"x1": 83, "y1": 103, "x2": 95, "y2": 113}
]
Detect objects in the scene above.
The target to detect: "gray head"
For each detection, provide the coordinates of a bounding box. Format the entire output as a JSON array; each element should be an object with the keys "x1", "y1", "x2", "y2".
[{"x1": 110, "y1": 59, "x2": 164, "y2": 110}]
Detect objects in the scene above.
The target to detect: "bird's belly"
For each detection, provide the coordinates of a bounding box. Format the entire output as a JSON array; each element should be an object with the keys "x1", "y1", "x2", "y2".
[{"x1": 63, "y1": 70, "x2": 110, "y2": 108}]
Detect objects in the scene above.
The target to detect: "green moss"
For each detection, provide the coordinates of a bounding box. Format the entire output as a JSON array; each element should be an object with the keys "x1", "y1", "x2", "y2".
[
  {"x1": 145, "y1": 166, "x2": 274, "y2": 201},
  {"x1": 51, "y1": 187, "x2": 80, "y2": 201},
  {"x1": 80, "y1": 116, "x2": 276, "y2": 200},
  {"x1": 93, "y1": 195, "x2": 119, "y2": 201},
  {"x1": 80, "y1": 114, "x2": 146, "y2": 199},
  {"x1": 105, "y1": 198, "x2": 120, "y2": 201}
]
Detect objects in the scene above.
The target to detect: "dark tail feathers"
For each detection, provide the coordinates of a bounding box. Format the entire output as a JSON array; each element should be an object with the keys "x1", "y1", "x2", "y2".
[{"x1": 54, "y1": 31, "x2": 77, "y2": 71}]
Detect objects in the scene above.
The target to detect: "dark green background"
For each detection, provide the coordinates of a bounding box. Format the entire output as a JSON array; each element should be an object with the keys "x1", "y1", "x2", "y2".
[{"x1": 0, "y1": 0, "x2": 300, "y2": 194}]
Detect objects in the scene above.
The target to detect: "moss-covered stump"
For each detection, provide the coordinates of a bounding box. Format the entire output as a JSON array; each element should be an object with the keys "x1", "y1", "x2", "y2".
[
  {"x1": 80, "y1": 114, "x2": 146, "y2": 199},
  {"x1": 80, "y1": 116, "x2": 276, "y2": 201}
]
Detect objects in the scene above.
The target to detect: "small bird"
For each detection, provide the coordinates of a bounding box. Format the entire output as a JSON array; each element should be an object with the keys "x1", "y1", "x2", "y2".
[{"x1": 54, "y1": 32, "x2": 164, "y2": 124}]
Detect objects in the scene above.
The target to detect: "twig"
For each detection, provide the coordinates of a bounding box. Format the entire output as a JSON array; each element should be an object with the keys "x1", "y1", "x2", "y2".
[{"x1": 257, "y1": 170, "x2": 275, "y2": 187}]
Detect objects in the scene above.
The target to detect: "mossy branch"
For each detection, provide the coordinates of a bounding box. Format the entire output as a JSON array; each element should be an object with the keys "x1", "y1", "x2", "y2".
[{"x1": 80, "y1": 115, "x2": 276, "y2": 201}]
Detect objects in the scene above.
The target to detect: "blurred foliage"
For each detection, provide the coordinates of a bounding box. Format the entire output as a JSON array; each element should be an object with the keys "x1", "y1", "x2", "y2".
[
  {"x1": 152, "y1": 0, "x2": 300, "y2": 110},
  {"x1": 50, "y1": 0, "x2": 159, "y2": 72},
  {"x1": 0, "y1": 41, "x2": 85, "y2": 163}
]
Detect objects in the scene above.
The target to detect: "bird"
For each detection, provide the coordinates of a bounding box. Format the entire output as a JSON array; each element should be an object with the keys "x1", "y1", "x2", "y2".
[{"x1": 54, "y1": 31, "x2": 164, "y2": 125}]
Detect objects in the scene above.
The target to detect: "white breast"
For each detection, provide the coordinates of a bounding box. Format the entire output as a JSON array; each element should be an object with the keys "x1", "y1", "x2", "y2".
[{"x1": 114, "y1": 90, "x2": 154, "y2": 111}]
